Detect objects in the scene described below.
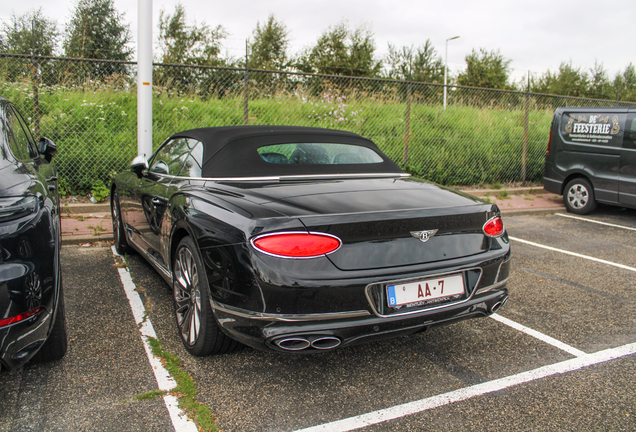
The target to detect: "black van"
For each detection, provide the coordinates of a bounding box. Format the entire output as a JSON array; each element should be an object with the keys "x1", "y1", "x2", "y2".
[{"x1": 544, "y1": 107, "x2": 636, "y2": 214}]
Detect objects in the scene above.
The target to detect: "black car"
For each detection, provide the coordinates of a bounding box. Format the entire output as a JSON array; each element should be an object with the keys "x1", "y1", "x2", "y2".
[
  {"x1": 0, "y1": 97, "x2": 66, "y2": 371},
  {"x1": 111, "y1": 126, "x2": 510, "y2": 356}
]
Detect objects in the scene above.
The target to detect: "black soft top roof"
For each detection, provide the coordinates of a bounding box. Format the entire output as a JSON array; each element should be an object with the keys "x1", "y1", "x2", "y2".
[{"x1": 167, "y1": 125, "x2": 403, "y2": 178}]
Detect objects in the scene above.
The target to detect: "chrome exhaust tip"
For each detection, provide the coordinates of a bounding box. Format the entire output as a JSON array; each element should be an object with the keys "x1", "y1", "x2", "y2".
[
  {"x1": 310, "y1": 336, "x2": 341, "y2": 350},
  {"x1": 275, "y1": 338, "x2": 311, "y2": 351},
  {"x1": 491, "y1": 296, "x2": 508, "y2": 313}
]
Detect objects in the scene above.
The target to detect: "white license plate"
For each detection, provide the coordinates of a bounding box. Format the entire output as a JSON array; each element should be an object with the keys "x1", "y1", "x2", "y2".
[{"x1": 387, "y1": 274, "x2": 465, "y2": 307}]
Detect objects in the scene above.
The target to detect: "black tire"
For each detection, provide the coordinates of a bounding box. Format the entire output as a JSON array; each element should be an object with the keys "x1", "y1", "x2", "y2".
[
  {"x1": 173, "y1": 236, "x2": 239, "y2": 356},
  {"x1": 563, "y1": 178, "x2": 597, "y2": 215},
  {"x1": 31, "y1": 280, "x2": 68, "y2": 363},
  {"x1": 111, "y1": 188, "x2": 130, "y2": 254}
]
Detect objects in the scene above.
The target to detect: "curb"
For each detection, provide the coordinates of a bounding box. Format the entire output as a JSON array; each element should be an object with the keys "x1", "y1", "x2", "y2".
[
  {"x1": 63, "y1": 202, "x2": 110, "y2": 214},
  {"x1": 61, "y1": 233, "x2": 114, "y2": 246},
  {"x1": 500, "y1": 206, "x2": 565, "y2": 216},
  {"x1": 460, "y1": 187, "x2": 550, "y2": 197}
]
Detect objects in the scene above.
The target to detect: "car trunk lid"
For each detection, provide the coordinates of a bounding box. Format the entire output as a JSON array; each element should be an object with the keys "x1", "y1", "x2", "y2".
[{"x1": 252, "y1": 178, "x2": 496, "y2": 270}]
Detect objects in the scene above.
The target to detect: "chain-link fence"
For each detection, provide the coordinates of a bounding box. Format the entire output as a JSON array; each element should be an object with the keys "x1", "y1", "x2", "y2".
[{"x1": 2, "y1": 53, "x2": 635, "y2": 193}]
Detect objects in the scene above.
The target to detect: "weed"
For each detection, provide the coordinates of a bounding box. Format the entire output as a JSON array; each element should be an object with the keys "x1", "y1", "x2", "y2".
[
  {"x1": 91, "y1": 180, "x2": 110, "y2": 203},
  {"x1": 87, "y1": 222, "x2": 106, "y2": 236},
  {"x1": 524, "y1": 197, "x2": 534, "y2": 201},
  {"x1": 112, "y1": 253, "x2": 129, "y2": 269},
  {"x1": 490, "y1": 182, "x2": 502, "y2": 190},
  {"x1": 147, "y1": 337, "x2": 218, "y2": 432},
  {"x1": 134, "y1": 390, "x2": 167, "y2": 401},
  {"x1": 77, "y1": 216, "x2": 85, "y2": 221},
  {"x1": 496, "y1": 189, "x2": 509, "y2": 200}
]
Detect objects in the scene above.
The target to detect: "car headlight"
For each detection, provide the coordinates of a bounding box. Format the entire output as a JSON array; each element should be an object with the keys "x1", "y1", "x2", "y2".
[{"x1": 0, "y1": 196, "x2": 39, "y2": 224}]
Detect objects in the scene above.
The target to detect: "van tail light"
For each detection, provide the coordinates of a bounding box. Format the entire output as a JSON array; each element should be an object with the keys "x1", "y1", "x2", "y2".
[
  {"x1": 0, "y1": 306, "x2": 44, "y2": 328},
  {"x1": 483, "y1": 216, "x2": 505, "y2": 238},
  {"x1": 546, "y1": 129, "x2": 552, "y2": 155},
  {"x1": 251, "y1": 232, "x2": 342, "y2": 258}
]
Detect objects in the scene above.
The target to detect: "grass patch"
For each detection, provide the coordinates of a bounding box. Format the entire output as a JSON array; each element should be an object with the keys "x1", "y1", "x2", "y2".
[
  {"x1": 87, "y1": 222, "x2": 106, "y2": 236},
  {"x1": 147, "y1": 337, "x2": 218, "y2": 432},
  {"x1": 134, "y1": 390, "x2": 167, "y2": 401},
  {"x1": 496, "y1": 189, "x2": 509, "y2": 200}
]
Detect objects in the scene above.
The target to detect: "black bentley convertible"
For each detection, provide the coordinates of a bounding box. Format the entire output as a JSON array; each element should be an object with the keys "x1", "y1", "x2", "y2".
[{"x1": 111, "y1": 126, "x2": 510, "y2": 356}]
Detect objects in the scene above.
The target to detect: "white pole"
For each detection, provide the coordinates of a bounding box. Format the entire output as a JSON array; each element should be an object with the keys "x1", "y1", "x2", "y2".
[
  {"x1": 137, "y1": 0, "x2": 153, "y2": 158},
  {"x1": 444, "y1": 36, "x2": 460, "y2": 110}
]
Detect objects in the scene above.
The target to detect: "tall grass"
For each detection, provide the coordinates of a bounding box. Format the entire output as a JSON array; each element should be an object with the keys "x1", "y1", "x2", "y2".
[{"x1": 1, "y1": 80, "x2": 553, "y2": 192}]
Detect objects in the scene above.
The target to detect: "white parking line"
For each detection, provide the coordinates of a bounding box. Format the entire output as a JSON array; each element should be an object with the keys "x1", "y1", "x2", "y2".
[
  {"x1": 556, "y1": 213, "x2": 636, "y2": 231},
  {"x1": 490, "y1": 313, "x2": 587, "y2": 357},
  {"x1": 509, "y1": 236, "x2": 636, "y2": 273},
  {"x1": 291, "y1": 341, "x2": 636, "y2": 432},
  {"x1": 112, "y1": 247, "x2": 198, "y2": 432}
]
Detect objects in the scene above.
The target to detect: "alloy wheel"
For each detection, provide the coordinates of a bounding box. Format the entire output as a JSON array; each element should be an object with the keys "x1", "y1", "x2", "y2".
[
  {"x1": 111, "y1": 193, "x2": 121, "y2": 244},
  {"x1": 174, "y1": 246, "x2": 202, "y2": 346}
]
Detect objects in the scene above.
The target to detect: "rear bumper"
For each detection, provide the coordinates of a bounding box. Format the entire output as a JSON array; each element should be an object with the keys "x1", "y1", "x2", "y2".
[
  {"x1": 213, "y1": 284, "x2": 508, "y2": 353},
  {"x1": 544, "y1": 176, "x2": 562, "y2": 195},
  {"x1": 0, "y1": 308, "x2": 52, "y2": 370}
]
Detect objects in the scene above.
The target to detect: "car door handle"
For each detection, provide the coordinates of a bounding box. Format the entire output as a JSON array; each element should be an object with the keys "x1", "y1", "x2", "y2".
[
  {"x1": 152, "y1": 198, "x2": 164, "y2": 205},
  {"x1": 48, "y1": 185, "x2": 57, "y2": 191},
  {"x1": 47, "y1": 176, "x2": 58, "y2": 182}
]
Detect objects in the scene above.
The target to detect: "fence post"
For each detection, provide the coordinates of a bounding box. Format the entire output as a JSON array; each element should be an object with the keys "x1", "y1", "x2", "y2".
[
  {"x1": 522, "y1": 72, "x2": 529, "y2": 185},
  {"x1": 31, "y1": 19, "x2": 40, "y2": 140},
  {"x1": 403, "y1": 81, "x2": 411, "y2": 165},
  {"x1": 243, "y1": 40, "x2": 249, "y2": 125}
]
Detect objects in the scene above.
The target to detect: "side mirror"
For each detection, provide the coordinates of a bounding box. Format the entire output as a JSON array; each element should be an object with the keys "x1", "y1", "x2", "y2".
[
  {"x1": 38, "y1": 137, "x2": 57, "y2": 163},
  {"x1": 130, "y1": 155, "x2": 149, "y2": 178}
]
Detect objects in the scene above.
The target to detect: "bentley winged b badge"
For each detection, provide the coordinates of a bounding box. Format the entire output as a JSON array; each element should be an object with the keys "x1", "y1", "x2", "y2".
[{"x1": 410, "y1": 229, "x2": 438, "y2": 243}]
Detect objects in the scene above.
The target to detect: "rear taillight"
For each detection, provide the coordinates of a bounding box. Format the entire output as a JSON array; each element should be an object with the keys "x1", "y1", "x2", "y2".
[
  {"x1": 251, "y1": 232, "x2": 342, "y2": 258},
  {"x1": 546, "y1": 129, "x2": 552, "y2": 155},
  {"x1": 0, "y1": 306, "x2": 44, "y2": 328},
  {"x1": 483, "y1": 216, "x2": 505, "y2": 238}
]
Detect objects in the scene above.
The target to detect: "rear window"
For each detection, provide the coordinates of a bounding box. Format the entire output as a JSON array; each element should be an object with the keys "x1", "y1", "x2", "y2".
[
  {"x1": 560, "y1": 112, "x2": 626, "y2": 148},
  {"x1": 257, "y1": 143, "x2": 384, "y2": 165}
]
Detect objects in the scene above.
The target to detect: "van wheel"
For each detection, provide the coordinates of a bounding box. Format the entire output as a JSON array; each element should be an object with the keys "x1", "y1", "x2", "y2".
[{"x1": 564, "y1": 178, "x2": 597, "y2": 214}]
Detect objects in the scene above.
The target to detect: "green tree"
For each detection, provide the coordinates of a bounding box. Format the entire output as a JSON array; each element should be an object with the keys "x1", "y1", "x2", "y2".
[
  {"x1": 296, "y1": 21, "x2": 381, "y2": 77},
  {"x1": 587, "y1": 61, "x2": 613, "y2": 100},
  {"x1": 63, "y1": 0, "x2": 133, "y2": 77},
  {"x1": 531, "y1": 61, "x2": 593, "y2": 97},
  {"x1": 457, "y1": 48, "x2": 512, "y2": 89},
  {"x1": 156, "y1": 3, "x2": 234, "y2": 98},
  {"x1": 158, "y1": 3, "x2": 227, "y2": 66},
  {"x1": 0, "y1": 8, "x2": 59, "y2": 56},
  {"x1": 248, "y1": 14, "x2": 290, "y2": 71},
  {"x1": 384, "y1": 40, "x2": 444, "y2": 83},
  {"x1": 614, "y1": 63, "x2": 636, "y2": 102}
]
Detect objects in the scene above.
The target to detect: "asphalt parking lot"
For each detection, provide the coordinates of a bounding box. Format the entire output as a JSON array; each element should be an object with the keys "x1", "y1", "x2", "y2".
[{"x1": 2, "y1": 207, "x2": 636, "y2": 432}]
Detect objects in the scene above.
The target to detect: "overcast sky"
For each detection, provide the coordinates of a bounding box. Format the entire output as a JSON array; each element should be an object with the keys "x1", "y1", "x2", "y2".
[{"x1": 1, "y1": 0, "x2": 634, "y2": 83}]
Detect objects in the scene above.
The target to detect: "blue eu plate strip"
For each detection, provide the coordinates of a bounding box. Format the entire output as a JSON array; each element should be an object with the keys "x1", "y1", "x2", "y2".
[{"x1": 387, "y1": 285, "x2": 397, "y2": 306}]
